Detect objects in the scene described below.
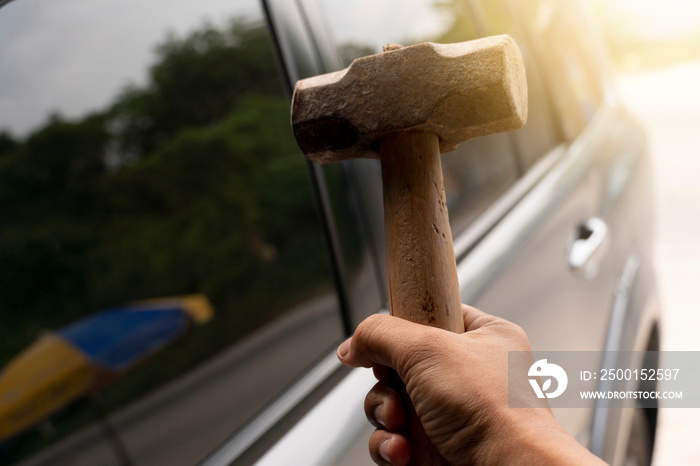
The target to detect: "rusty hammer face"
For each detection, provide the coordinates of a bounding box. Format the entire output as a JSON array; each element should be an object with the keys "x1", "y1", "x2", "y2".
[{"x1": 291, "y1": 35, "x2": 527, "y2": 332}]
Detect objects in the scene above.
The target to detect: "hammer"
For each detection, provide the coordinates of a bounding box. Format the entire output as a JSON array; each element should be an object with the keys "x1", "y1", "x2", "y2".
[{"x1": 291, "y1": 35, "x2": 527, "y2": 463}]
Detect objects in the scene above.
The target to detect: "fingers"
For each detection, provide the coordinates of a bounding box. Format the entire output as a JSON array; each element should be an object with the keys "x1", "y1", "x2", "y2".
[
  {"x1": 338, "y1": 313, "x2": 438, "y2": 370},
  {"x1": 337, "y1": 306, "x2": 506, "y2": 370},
  {"x1": 365, "y1": 381, "x2": 407, "y2": 432},
  {"x1": 369, "y1": 430, "x2": 411, "y2": 466},
  {"x1": 365, "y1": 373, "x2": 411, "y2": 465}
]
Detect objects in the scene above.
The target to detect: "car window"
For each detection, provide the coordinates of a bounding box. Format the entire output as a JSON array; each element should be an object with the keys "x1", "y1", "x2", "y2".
[
  {"x1": 473, "y1": 0, "x2": 563, "y2": 170},
  {"x1": 317, "y1": 160, "x2": 387, "y2": 329},
  {"x1": 0, "y1": 1, "x2": 343, "y2": 465},
  {"x1": 510, "y1": 0, "x2": 605, "y2": 141},
  {"x1": 313, "y1": 0, "x2": 520, "y2": 266}
]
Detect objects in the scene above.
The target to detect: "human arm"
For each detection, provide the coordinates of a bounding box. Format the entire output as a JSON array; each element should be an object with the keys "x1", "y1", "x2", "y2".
[{"x1": 337, "y1": 304, "x2": 607, "y2": 465}]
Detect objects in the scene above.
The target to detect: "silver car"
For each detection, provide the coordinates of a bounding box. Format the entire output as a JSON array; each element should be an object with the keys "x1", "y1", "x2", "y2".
[{"x1": 0, "y1": 0, "x2": 659, "y2": 465}]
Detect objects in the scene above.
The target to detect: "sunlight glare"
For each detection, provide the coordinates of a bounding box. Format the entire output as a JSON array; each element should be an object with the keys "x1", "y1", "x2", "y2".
[{"x1": 611, "y1": 0, "x2": 700, "y2": 40}]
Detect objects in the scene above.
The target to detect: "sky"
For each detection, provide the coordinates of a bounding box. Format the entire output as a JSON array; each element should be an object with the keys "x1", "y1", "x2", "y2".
[{"x1": 0, "y1": 0, "x2": 260, "y2": 136}]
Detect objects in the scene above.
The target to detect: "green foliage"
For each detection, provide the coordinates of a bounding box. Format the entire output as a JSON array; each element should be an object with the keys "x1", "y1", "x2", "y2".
[
  {"x1": 0, "y1": 17, "x2": 332, "y2": 462},
  {"x1": 93, "y1": 96, "x2": 325, "y2": 318},
  {"x1": 110, "y1": 19, "x2": 282, "y2": 158}
]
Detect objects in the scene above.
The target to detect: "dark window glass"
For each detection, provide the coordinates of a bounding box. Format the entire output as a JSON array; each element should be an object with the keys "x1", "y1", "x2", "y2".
[
  {"x1": 314, "y1": 0, "x2": 520, "y2": 278},
  {"x1": 0, "y1": 1, "x2": 343, "y2": 465},
  {"x1": 318, "y1": 161, "x2": 386, "y2": 329}
]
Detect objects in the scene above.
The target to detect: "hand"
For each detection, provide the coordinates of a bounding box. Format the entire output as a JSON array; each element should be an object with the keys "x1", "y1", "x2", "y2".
[{"x1": 337, "y1": 304, "x2": 606, "y2": 466}]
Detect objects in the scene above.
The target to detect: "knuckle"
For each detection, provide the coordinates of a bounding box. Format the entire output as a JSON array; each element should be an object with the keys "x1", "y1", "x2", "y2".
[
  {"x1": 496, "y1": 320, "x2": 532, "y2": 351},
  {"x1": 353, "y1": 314, "x2": 386, "y2": 347},
  {"x1": 508, "y1": 322, "x2": 530, "y2": 344},
  {"x1": 364, "y1": 384, "x2": 384, "y2": 427}
]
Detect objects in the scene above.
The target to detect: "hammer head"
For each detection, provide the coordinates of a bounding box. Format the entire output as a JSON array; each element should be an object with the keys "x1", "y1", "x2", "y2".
[{"x1": 291, "y1": 35, "x2": 528, "y2": 163}]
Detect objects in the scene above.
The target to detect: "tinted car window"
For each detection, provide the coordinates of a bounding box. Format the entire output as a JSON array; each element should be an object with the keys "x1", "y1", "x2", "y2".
[
  {"x1": 317, "y1": 161, "x2": 387, "y2": 329},
  {"x1": 0, "y1": 1, "x2": 343, "y2": 465},
  {"x1": 511, "y1": 0, "x2": 605, "y2": 140},
  {"x1": 314, "y1": 0, "x2": 520, "y2": 258},
  {"x1": 474, "y1": 0, "x2": 563, "y2": 169}
]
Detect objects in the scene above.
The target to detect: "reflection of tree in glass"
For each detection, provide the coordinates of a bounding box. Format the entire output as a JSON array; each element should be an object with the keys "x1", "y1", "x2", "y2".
[
  {"x1": 110, "y1": 20, "x2": 283, "y2": 162},
  {"x1": 0, "y1": 18, "x2": 330, "y2": 463}
]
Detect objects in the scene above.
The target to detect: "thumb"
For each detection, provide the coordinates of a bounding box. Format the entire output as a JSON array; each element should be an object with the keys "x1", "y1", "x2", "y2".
[{"x1": 337, "y1": 313, "x2": 445, "y2": 372}]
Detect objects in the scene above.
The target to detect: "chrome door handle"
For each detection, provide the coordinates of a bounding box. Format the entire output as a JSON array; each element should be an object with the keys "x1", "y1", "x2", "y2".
[{"x1": 569, "y1": 217, "x2": 608, "y2": 272}]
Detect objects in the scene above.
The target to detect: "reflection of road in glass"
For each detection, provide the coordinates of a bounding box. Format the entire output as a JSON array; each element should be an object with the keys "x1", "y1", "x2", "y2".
[
  {"x1": 620, "y1": 59, "x2": 700, "y2": 465},
  {"x1": 17, "y1": 292, "x2": 341, "y2": 466}
]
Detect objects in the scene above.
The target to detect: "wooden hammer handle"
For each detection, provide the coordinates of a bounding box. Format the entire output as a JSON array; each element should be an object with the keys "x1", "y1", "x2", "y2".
[
  {"x1": 381, "y1": 131, "x2": 464, "y2": 465},
  {"x1": 381, "y1": 131, "x2": 464, "y2": 332}
]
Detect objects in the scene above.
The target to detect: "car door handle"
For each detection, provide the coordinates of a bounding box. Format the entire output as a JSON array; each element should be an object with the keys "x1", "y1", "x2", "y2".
[{"x1": 568, "y1": 217, "x2": 608, "y2": 271}]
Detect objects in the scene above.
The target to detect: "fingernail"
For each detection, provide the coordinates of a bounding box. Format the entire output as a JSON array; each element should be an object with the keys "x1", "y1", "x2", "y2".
[
  {"x1": 379, "y1": 438, "x2": 391, "y2": 463},
  {"x1": 373, "y1": 405, "x2": 386, "y2": 429},
  {"x1": 337, "y1": 337, "x2": 351, "y2": 359}
]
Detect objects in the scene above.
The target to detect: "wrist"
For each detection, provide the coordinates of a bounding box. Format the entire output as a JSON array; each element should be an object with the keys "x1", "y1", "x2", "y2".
[{"x1": 475, "y1": 409, "x2": 606, "y2": 465}]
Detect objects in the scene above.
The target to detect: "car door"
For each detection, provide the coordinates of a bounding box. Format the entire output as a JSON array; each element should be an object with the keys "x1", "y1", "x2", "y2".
[
  {"x1": 253, "y1": 0, "x2": 654, "y2": 464},
  {"x1": 464, "y1": 1, "x2": 658, "y2": 450}
]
